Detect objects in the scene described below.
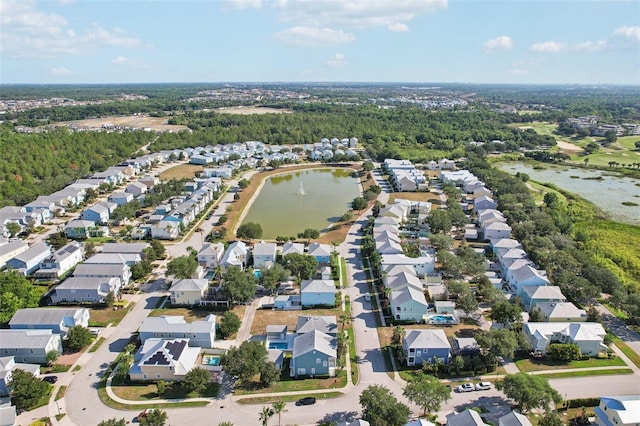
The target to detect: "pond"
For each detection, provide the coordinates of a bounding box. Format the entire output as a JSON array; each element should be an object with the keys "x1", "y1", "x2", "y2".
[
  {"x1": 498, "y1": 163, "x2": 640, "y2": 225},
  {"x1": 242, "y1": 168, "x2": 360, "y2": 239}
]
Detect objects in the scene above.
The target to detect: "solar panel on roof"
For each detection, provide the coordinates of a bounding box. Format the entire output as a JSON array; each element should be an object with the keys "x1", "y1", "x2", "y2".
[
  {"x1": 165, "y1": 340, "x2": 186, "y2": 360},
  {"x1": 144, "y1": 351, "x2": 170, "y2": 365}
]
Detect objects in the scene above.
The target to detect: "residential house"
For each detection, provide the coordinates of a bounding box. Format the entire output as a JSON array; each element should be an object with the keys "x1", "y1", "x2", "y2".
[
  {"x1": 0, "y1": 240, "x2": 29, "y2": 270},
  {"x1": 403, "y1": 329, "x2": 451, "y2": 366},
  {"x1": 446, "y1": 409, "x2": 489, "y2": 426},
  {"x1": 128, "y1": 338, "x2": 200, "y2": 382},
  {"x1": 0, "y1": 330, "x2": 63, "y2": 364},
  {"x1": 519, "y1": 286, "x2": 566, "y2": 311},
  {"x1": 594, "y1": 395, "x2": 640, "y2": 426},
  {"x1": 379, "y1": 204, "x2": 408, "y2": 222},
  {"x1": 434, "y1": 301, "x2": 456, "y2": 314},
  {"x1": 506, "y1": 263, "x2": 550, "y2": 294},
  {"x1": 307, "y1": 243, "x2": 332, "y2": 264},
  {"x1": 150, "y1": 220, "x2": 180, "y2": 240},
  {"x1": 197, "y1": 243, "x2": 225, "y2": 269},
  {"x1": 296, "y1": 316, "x2": 338, "y2": 336},
  {"x1": 253, "y1": 241, "x2": 277, "y2": 268},
  {"x1": 0, "y1": 356, "x2": 40, "y2": 396},
  {"x1": 405, "y1": 420, "x2": 435, "y2": 426},
  {"x1": 125, "y1": 182, "x2": 148, "y2": 196},
  {"x1": 290, "y1": 330, "x2": 337, "y2": 378},
  {"x1": 84, "y1": 252, "x2": 141, "y2": 266},
  {"x1": 281, "y1": 242, "x2": 305, "y2": 256},
  {"x1": 73, "y1": 263, "x2": 131, "y2": 286},
  {"x1": 108, "y1": 192, "x2": 134, "y2": 206},
  {"x1": 482, "y1": 222, "x2": 512, "y2": 241},
  {"x1": 50, "y1": 276, "x2": 121, "y2": 304},
  {"x1": 100, "y1": 242, "x2": 150, "y2": 255},
  {"x1": 220, "y1": 241, "x2": 248, "y2": 270},
  {"x1": 381, "y1": 254, "x2": 435, "y2": 276},
  {"x1": 139, "y1": 315, "x2": 216, "y2": 348},
  {"x1": 139, "y1": 175, "x2": 159, "y2": 189},
  {"x1": 5, "y1": 242, "x2": 51, "y2": 276},
  {"x1": 64, "y1": 220, "x2": 108, "y2": 239},
  {"x1": 523, "y1": 322, "x2": 607, "y2": 356},
  {"x1": 534, "y1": 302, "x2": 587, "y2": 322},
  {"x1": 9, "y1": 308, "x2": 89, "y2": 337},
  {"x1": 81, "y1": 202, "x2": 117, "y2": 225},
  {"x1": 169, "y1": 279, "x2": 208, "y2": 305},
  {"x1": 390, "y1": 286, "x2": 429, "y2": 322},
  {"x1": 33, "y1": 241, "x2": 83, "y2": 280},
  {"x1": 490, "y1": 238, "x2": 522, "y2": 254},
  {"x1": 452, "y1": 337, "x2": 480, "y2": 356},
  {"x1": 300, "y1": 280, "x2": 336, "y2": 307},
  {"x1": 498, "y1": 411, "x2": 532, "y2": 426},
  {"x1": 474, "y1": 195, "x2": 497, "y2": 211}
]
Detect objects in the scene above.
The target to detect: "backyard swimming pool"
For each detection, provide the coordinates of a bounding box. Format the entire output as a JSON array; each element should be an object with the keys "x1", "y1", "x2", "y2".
[
  {"x1": 202, "y1": 355, "x2": 221, "y2": 366},
  {"x1": 268, "y1": 342, "x2": 288, "y2": 350},
  {"x1": 426, "y1": 315, "x2": 456, "y2": 324}
]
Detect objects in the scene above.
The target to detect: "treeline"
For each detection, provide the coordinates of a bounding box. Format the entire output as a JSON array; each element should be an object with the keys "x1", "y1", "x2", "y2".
[
  {"x1": 464, "y1": 153, "x2": 640, "y2": 324},
  {"x1": 150, "y1": 104, "x2": 555, "y2": 161},
  {"x1": 0, "y1": 127, "x2": 153, "y2": 206}
]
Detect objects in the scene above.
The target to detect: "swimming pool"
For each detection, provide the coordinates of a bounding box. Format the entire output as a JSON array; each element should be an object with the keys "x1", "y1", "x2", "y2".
[
  {"x1": 202, "y1": 355, "x2": 221, "y2": 366},
  {"x1": 427, "y1": 315, "x2": 456, "y2": 324},
  {"x1": 268, "y1": 342, "x2": 288, "y2": 350}
]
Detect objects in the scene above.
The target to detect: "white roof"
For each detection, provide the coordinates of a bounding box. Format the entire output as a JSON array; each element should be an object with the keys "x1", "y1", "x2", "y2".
[
  {"x1": 139, "y1": 315, "x2": 215, "y2": 335},
  {"x1": 521, "y1": 285, "x2": 564, "y2": 300},
  {"x1": 524, "y1": 322, "x2": 606, "y2": 342},
  {"x1": 404, "y1": 329, "x2": 451, "y2": 350},
  {"x1": 292, "y1": 329, "x2": 336, "y2": 358},
  {"x1": 253, "y1": 242, "x2": 277, "y2": 256},
  {"x1": 9, "y1": 308, "x2": 87, "y2": 327},
  {"x1": 170, "y1": 279, "x2": 208, "y2": 292},
  {"x1": 301, "y1": 279, "x2": 336, "y2": 294},
  {"x1": 600, "y1": 395, "x2": 640, "y2": 424},
  {"x1": 498, "y1": 411, "x2": 532, "y2": 426},
  {"x1": 536, "y1": 302, "x2": 586, "y2": 320},
  {"x1": 101, "y1": 242, "x2": 149, "y2": 254}
]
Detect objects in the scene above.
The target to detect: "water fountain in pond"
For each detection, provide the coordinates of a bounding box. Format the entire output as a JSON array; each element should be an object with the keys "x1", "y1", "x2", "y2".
[{"x1": 297, "y1": 181, "x2": 306, "y2": 196}]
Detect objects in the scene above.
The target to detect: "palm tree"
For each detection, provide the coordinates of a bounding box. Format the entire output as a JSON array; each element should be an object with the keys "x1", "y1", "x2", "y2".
[
  {"x1": 272, "y1": 400, "x2": 287, "y2": 426},
  {"x1": 339, "y1": 313, "x2": 351, "y2": 333},
  {"x1": 259, "y1": 406, "x2": 274, "y2": 426},
  {"x1": 218, "y1": 422, "x2": 234, "y2": 426}
]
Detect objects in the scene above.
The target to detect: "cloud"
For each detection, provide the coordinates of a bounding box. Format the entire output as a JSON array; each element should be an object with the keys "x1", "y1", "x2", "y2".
[
  {"x1": 483, "y1": 36, "x2": 513, "y2": 51},
  {"x1": 0, "y1": 0, "x2": 150, "y2": 58},
  {"x1": 529, "y1": 41, "x2": 564, "y2": 52},
  {"x1": 50, "y1": 67, "x2": 73, "y2": 76},
  {"x1": 576, "y1": 40, "x2": 608, "y2": 52},
  {"x1": 388, "y1": 22, "x2": 409, "y2": 32},
  {"x1": 111, "y1": 55, "x2": 148, "y2": 68},
  {"x1": 271, "y1": 0, "x2": 446, "y2": 29},
  {"x1": 273, "y1": 26, "x2": 356, "y2": 47},
  {"x1": 227, "y1": 0, "x2": 262, "y2": 9},
  {"x1": 111, "y1": 55, "x2": 129, "y2": 64},
  {"x1": 326, "y1": 53, "x2": 347, "y2": 67},
  {"x1": 612, "y1": 25, "x2": 640, "y2": 42}
]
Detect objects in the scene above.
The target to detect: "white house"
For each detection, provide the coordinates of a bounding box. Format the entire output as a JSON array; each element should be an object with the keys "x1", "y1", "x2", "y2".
[
  {"x1": 0, "y1": 330, "x2": 63, "y2": 364},
  {"x1": 9, "y1": 307, "x2": 90, "y2": 337},
  {"x1": 220, "y1": 241, "x2": 248, "y2": 270},
  {"x1": 253, "y1": 241, "x2": 277, "y2": 268},
  {"x1": 381, "y1": 254, "x2": 435, "y2": 276},
  {"x1": 523, "y1": 322, "x2": 607, "y2": 356},
  {"x1": 128, "y1": 338, "x2": 200, "y2": 382},
  {"x1": 51, "y1": 276, "x2": 121, "y2": 304},
  {"x1": 0, "y1": 240, "x2": 29, "y2": 270},
  {"x1": 139, "y1": 315, "x2": 216, "y2": 348},
  {"x1": 33, "y1": 241, "x2": 83, "y2": 280},
  {"x1": 0, "y1": 356, "x2": 40, "y2": 397},
  {"x1": 197, "y1": 243, "x2": 225, "y2": 269},
  {"x1": 125, "y1": 182, "x2": 148, "y2": 196},
  {"x1": 5, "y1": 242, "x2": 51, "y2": 276},
  {"x1": 73, "y1": 263, "x2": 131, "y2": 286},
  {"x1": 482, "y1": 222, "x2": 512, "y2": 241},
  {"x1": 594, "y1": 395, "x2": 640, "y2": 426},
  {"x1": 281, "y1": 242, "x2": 305, "y2": 256}
]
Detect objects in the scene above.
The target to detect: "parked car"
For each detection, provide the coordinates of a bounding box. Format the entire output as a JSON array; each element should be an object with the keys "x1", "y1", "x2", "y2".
[
  {"x1": 365, "y1": 293, "x2": 371, "y2": 302},
  {"x1": 42, "y1": 376, "x2": 58, "y2": 384},
  {"x1": 457, "y1": 383, "x2": 475, "y2": 393},
  {"x1": 137, "y1": 408, "x2": 156, "y2": 420},
  {"x1": 475, "y1": 382, "x2": 492, "y2": 391},
  {"x1": 296, "y1": 397, "x2": 316, "y2": 406}
]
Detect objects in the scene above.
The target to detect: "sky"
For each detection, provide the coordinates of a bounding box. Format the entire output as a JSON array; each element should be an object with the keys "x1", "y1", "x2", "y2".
[{"x1": 1, "y1": 0, "x2": 639, "y2": 85}]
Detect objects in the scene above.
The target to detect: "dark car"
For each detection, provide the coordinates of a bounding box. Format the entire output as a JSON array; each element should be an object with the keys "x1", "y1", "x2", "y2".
[
  {"x1": 296, "y1": 397, "x2": 316, "y2": 406},
  {"x1": 42, "y1": 376, "x2": 58, "y2": 384}
]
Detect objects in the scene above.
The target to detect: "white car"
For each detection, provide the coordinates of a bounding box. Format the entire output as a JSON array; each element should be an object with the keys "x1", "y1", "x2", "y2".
[
  {"x1": 457, "y1": 383, "x2": 475, "y2": 393},
  {"x1": 365, "y1": 293, "x2": 371, "y2": 302},
  {"x1": 475, "y1": 382, "x2": 492, "y2": 391}
]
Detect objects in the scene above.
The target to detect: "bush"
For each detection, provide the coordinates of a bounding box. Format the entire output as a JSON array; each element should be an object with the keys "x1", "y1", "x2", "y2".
[{"x1": 566, "y1": 398, "x2": 600, "y2": 409}]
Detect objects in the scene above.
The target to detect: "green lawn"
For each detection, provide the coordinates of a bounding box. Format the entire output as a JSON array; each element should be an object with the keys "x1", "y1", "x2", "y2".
[
  {"x1": 55, "y1": 386, "x2": 67, "y2": 401},
  {"x1": 111, "y1": 380, "x2": 220, "y2": 401},
  {"x1": 89, "y1": 304, "x2": 133, "y2": 327},
  {"x1": 612, "y1": 338, "x2": 640, "y2": 368},
  {"x1": 340, "y1": 257, "x2": 348, "y2": 288},
  {"x1": 515, "y1": 356, "x2": 626, "y2": 372},
  {"x1": 534, "y1": 368, "x2": 633, "y2": 379},
  {"x1": 42, "y1": 364, "x2": 72, "y2": 374},
  {"x1": 234, "y1": 363, "x2": 347, "y2": 395},
  {"x1": 236, "y1": 391, "x2": 343, "y2": 405},
  {"x1": 89, "y1": 337, "x2": 106, "y2": 353}
]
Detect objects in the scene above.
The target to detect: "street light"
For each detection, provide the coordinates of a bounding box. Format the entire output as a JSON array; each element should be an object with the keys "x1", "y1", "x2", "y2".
[{"x1": 56, "y1": 401, "x2": 61, "y2": 416}]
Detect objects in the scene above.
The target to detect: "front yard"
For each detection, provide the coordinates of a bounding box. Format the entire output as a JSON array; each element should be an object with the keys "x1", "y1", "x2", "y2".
[
  {"x1": 111, "y1": 378, "x2": 220, "y2": 401},
  {"x1": 89, "y1": 303, "x2": 134, "y2": 327},
  {"x1": 514, "y1": 355, "x2": 626, "y2": 372}
]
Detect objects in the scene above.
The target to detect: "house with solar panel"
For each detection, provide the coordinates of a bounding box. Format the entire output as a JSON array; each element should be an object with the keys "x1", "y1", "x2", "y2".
[{"x1": 128, "y1": 338, "x2": 200, "y2": 381}]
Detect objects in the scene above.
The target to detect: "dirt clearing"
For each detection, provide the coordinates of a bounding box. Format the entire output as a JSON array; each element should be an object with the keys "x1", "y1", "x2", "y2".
[
  {"x1": 53, "y1": 115, "x2": 190, "y2": 132},
  {"x1": 215, "y1": 106, "x2": 292, "y2": 115}
]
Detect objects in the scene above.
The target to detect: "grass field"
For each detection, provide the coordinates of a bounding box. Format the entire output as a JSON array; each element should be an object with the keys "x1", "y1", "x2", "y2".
[
  {"x1": 158, "y1": 164, "x2": 204, "y2": 181},
  {"x1": 149, "y1": 305, "x2": 246, "y2": 325},
  {"x1": 526, "y1": 181, "x2": 567, "y2": 205},
  {"x1": 250, "y1": 306, "x2": 342, "y2": 335},
  {"x1": 377, "y1": 322, "x2": 480, "y2": 347},
  {"x1": 112, "y1": 380, "x2": 220, "y2": 401},
  {"x1": 89, "y1": 304, "x2": 133, "y2": 327},
  {"x1": 612, "y1": 338, "x2": 640, "y2": 368},
  {"x1": 534, "y1": 368, "x2": 633, "y2": 378},
  {"x1": 387, "y1": 192, "x2": 442, "y2": 203},
  {"x1": 515, "y1": 356, "x2": 626, "y2": 372},
  {"x1": 234, "y1": 368, "x2": 347, "y2": 395},
  {"x1": 236, "y1": 391, "x2": 343, "y2": 405}
]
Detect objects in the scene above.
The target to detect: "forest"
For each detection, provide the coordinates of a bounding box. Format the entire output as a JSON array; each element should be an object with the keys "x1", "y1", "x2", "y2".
[{"x1": 0, "y1": 126, "x2": 153, "y2": 206}]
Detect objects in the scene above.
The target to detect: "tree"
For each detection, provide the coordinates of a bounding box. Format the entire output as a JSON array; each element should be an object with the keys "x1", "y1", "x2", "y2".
[
  {"x1": 218, "y1": 311, "x2": 242, "y2": 339},
  {"x1": 156, "y1": 380, "x2": 168, "y2": 395},
  {"x1": 351, "y1": 197, "x2": 368, "y2": 211},
  {"x1": 340, "y1": 210, "x2": 354, "y2": 222},
  {"x1": 272, "y1": 400, "x2": 287, "y2": 426},
  {"x1": 359, "y1": 384, "x2": 411, "y2": 426},
  {"x1": 0, "y1": 270, "x2": 42, "y2": 323},
  {"x1": 65, "y1": 325, "x2": 94, "y2": 351},
  {"x1": 166, "y1": 255, "x2": 198, "y2": 279},
  {"x1": 362, "y1": 161, "x2": 374, "y2": 171},
  {"x1": 9, "y1": 369, "x2": 50, "y2": 410},
  {"x1": 5, "y1": 222, "x2": 21, "y2": 238},
  {"x1": 261, "y1": 263, "x2": 289, "y2": 294},
  {"x1": 496, "y1": 373, "x2": 562, "y2": 413},
  {"x1": 490, "y1": 300, "x2": 522, "y2": 326},
  {"x1": 140, "y1": 408, "x2": 168, "y2": 426},
  {"x1": 456, "y1": 291, "x2": 478, "y2": 317},
  {"x1": 428, "y1": 233, "x2": 453, "y2": 250},
  {"x1": 183, "y1": 367, "x2": 210, "y2": 394},
  {"x1": 403, "y1": 374, "x2": 451, "y2": 417},
  {"x1": 105, "y1": 290, "x2": 116, "y2": 307},
  {"x1": 427, "y1": 209, "x2": 452, "y2": 234},
  {"x1": 604, "y1": 130, "x2": 618, "y2": 144},
  {"x1": 46, "y1": 350, "x2": 60, "y2": 366},
  {"x1": 236, "y1": 222, "x2": 263, "y2": 240},
  {"x1": 221, "y1": 340, "x2": 268, "y2": 384},
  {"x1": 538, "y1": 411, "x2": 564, "y2": 426},
  {"x1": 221, "y1": 267, "x2": 257, "y2": 304},
  {"x1": 148, "y1": 239, "x2": 167, "y2": 260},
  {"x1": 259, "y1": 406, "x2": 275, "y2": 426},
  {"x1": 297, "y1": 228, "x2": 320, "y2": 239},
  {"x1": 84, "y1": 241, "x2": 97, "y2": 258},
  {"x1": 238, "y1": 179, "x2": 250, "y2": 189},
  {"x1": 97, "y1": 418, "x2": 127, "y2": 426},
  {"x1": 259, "y1": 361, "x2": 281, "y2": 386},
  {"x1": 475, "y1": 328, "x2": 518, "y2": 359},
  {"x1": 548, "y1": 343, "x2": 582, "y2": 362},
  {"x1": 48, "y1": 231, "x2": 69, "y2": 250},
  {"x1": 279, "y1": 253, "x2": 318, "y2": 280}
]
